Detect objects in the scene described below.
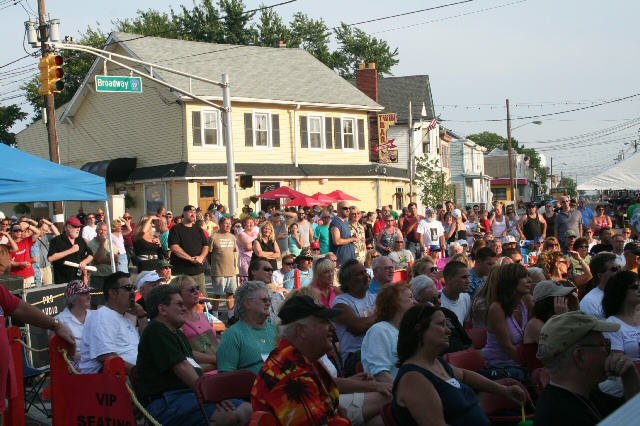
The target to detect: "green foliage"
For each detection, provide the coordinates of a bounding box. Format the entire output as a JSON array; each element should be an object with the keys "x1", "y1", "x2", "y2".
[
  {"x1": 466, "y1": 131, "x2": 546, "y2": 185},
  {"x1": 255, "y1": 6, "x2": 292, "y2": 47},
  {"x1": 13, "y1": 203, "x2": 31, "y2": 215},
  {"x1": 113, "y1": 9, "x2": 178, "y2": 36},
  {"x1": 559, "y1": 177, "x2": 577, "y2": 198},
  {"x1": 0, "y1": 105, "x2": 28, "y2": 146},
  {"x1": 124, "y1": 193, "x2": 136, "y2": 210},
  {"x1": 415, "y1": 155, "x2": 455, "y2": 209},
  {"x1": 332, "y1": 23, "x2": 399, "y2": 79},
  {"x1": 289, "y1": 13, "x2": 332, "y2": 65}
]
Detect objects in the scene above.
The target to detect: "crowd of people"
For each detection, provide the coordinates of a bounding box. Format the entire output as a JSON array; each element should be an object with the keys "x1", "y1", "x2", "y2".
[{"x1": 1, "y1": 194, "x2": 640, "y2": 425}]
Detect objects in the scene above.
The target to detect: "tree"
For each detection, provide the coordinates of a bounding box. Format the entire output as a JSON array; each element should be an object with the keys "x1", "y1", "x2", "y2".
[
  {"x1": 331, "y1": 23, "x2": 399, "y2": 79},
  {"x1": 466, "y1": 131, "x2": 546, "y2": 185},
  {"x1": 0, "y1": 104, "x2": 28, "y2": 146},
  {"x1": 415, "y1": 155, "x2": 455, "y2": 209},
  {"x1": 289, "y1": 13, "x2": 333, "y2": 67},
  {"x1": 559, "y1": 176, "x2": 577, "y2": 198},
  {"x1": 255, "y1": 7, "x2": 292, "y2": 47},
  {"x1": 113, "y1": 9, "x2": 178, "y2": 36}
]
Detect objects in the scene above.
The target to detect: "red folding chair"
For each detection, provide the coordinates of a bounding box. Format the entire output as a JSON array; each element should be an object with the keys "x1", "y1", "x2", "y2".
[
  {"x1": 443, "y1": 349, "x2": 487, "y2": 372},
  {"x1": 194, "y1": 370, "x2": 256, "y2": 424},
  {"x1": 478, "y1": 378, "x2": 534, "y2": 424},
  {"x1": 531, "y1": 367, "x2": 550, "y2": 396},
  {"x1": 381, "y1": 402, "x2": 399, "y2": 426},
  {"x1": 467, "y1": 327, "x2": 488, "y2": 349}
]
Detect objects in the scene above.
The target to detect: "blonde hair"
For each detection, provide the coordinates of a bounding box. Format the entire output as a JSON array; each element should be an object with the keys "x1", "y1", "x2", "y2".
[{"x1": 259, "y1": 221, "x2": 276, "y2": 243}]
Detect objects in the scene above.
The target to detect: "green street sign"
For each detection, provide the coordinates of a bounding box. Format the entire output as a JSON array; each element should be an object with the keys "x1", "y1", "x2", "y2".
[{"x1": 95, "y1": 75, "x2": 142, "y2": 93}]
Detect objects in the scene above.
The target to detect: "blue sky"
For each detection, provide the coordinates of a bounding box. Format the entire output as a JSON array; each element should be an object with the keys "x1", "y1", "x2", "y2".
[{"x1": 1, "y1": 0, "x2": 639, "y2": 185}]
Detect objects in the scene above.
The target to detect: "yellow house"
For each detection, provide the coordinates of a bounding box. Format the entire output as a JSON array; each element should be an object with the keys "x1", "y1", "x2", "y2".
[{"x1": 12, "y1": 33, "x2": 410, "y2": 219}]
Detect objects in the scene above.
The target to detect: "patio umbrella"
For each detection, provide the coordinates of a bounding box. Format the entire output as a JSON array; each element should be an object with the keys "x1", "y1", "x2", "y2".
[
  {"x1": 310, "y1": 192, "x2": 338, "y2": 204},
  {"x1": 283, "y1": 196, "x2": 329, "y2": 207},
  {"x1": 326, "y1": 189, "x2": 360, "y2": 201},
  {"x1": 259, "y1": 185, "x2": 307, "y2": 199}
]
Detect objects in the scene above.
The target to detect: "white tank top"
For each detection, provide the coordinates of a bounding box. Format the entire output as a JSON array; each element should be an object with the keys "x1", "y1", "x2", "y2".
[{"x1": 491, "y1": 216, "x2": 507, "y2": 237}]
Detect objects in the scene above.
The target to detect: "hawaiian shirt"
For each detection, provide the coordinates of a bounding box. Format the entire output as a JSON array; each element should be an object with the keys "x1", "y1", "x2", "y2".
[
  {"x1": 252, "y1": 338, "x2": 350, "y2": 426},
  {"x1": 349, "y1": 221, "x2": 366, "y2": 264},
  {"x1": 468, "y1": 268, "x2": 487, "y2": 300}
]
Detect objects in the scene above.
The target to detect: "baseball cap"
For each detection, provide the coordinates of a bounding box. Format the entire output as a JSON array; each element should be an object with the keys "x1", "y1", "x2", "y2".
[
  {"x1": 166, "y1": 211, "x2": 173, "y2": 216},
  {"x1": 136, "y1": 271, "x2": 166, "y2": 290},
  {"x1": 537, "y1": 311, "x2": 620, "y2": 362},
  {"x1": 157, "y1": 258, "x2": 173, "y2": 268},
  {"x1": 65, "y1": 280, "x2": 94, "y2": 298},
  {"x1": 532, "y1": 280, "x2": 575, "y2": 302},
  {"x1": 528, "y1": 202, "x2": 537, "y2": 208},
  {"x1": 198, "y1": 292, "x2": 205, "y2": 303},
  {"x1": 183, "y1": 205, "x2": 196, "y2": 212},
  {"x1": 278, "y1": 295, "x2": 343, "y2": 325},
  {"x1": 533, "y1": 236, "x2": 545, "y2": 244},
  {"x1": 425, "y1": 208, "x2": 435, "y2": 214},
  {"x1": 310, "y1": 241, "x2": 321, "y2": 250},
  {"x1": 250, "y1": 212, "x2": 260, "y2": 218},
  {"x1": 457, "y1": 239, "x2": 468, "y2": 246},
  {"x1": 564, "y1": 230, "x2": 577, "y2": 238},
  {"x1": 623, "y1": 242, "x2": 640, "y2": 255},
  {"x1": 65, "y1": 217, "x2": 83, "y2": 228},
  {"x1": 452, "y1": 209, "x2": 461, "y2": 219},
  {"x1": 502, "y1": 235, "x2": 517, "y2": 244},
  {"x1": 296, "y1": 248, "x2": 314, "y2": 261}
]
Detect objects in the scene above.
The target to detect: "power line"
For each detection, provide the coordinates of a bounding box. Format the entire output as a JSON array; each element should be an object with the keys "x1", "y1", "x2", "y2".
[
  {"x1": 342, "y1": 0, "x2": 474, "y2": 28},
  {"x1": 0, "y1": 55, "x2": 31, "y2": 69}
]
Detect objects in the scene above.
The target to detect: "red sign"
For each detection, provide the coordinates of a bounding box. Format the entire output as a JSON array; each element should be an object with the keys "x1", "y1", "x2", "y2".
[
  {"x1": 61, "y1": 374, "x2": 136, "y2": 425},
  {"x1": 374, "y1": 139, "x2": 397, "y2": 152}
]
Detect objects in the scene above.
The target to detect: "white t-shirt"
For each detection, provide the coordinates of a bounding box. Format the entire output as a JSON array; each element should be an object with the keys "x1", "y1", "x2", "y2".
[
  {"x1": 604, "y1": 316, "x2": 640, "y2": 359},
  {"x1": 272, "y1": 269, "x2": 284, "y2": 288},
  {"x1": 82, "y1": 225, "x2": 97, "y2": 241},
  {"x1": 614, "y1": 253, "x2": 626, "y2": 267},
  {"x1": 56, "y1": 307, "x2": 92, "y2": 361},
  {"x1": 440, "y1": 291, "x2": 471, "y2": 325},
  {"x1": 579, "y1": 287, "x2": 605, "y2": 320},
  {"x1": 417, "y1": 219, "x2": 444, "y2": 246},
  {"x1": 79, "y1": 306, "x2": 139, "y2": 373},
  {"x1": 361, "y1": 321, "x2": 399, "y2": 378},
  {"x1": 332, "y1": 292, "x2": 377, "y2": 362}
]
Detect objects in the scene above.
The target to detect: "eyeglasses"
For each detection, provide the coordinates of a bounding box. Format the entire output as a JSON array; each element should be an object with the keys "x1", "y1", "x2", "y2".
[
  {"x1": 185, "y1": 285, "x2": 200, "y2": 293},
  {"x1": 557, "y1": 260, "x2": 568, "y2": 265},
  {"x1": 341, "y1": 207, "x2": 350, "y2": 211},
  {"x1": 609, "y1": 265, "x2": 622, "y2": 273},
  {"x1": 115, "y1": 284, "x2": 136, "y2": 292},
  {"x1": 87, "y1": 216, "x2": 95, "y2": 219},
  {"x1": 623, "y1": 231, "x2": 631, "y2": 234},
  {"x1": 311, "y1": 248, "x2": 321, "y2": 251},
  {"x1": 260, "y1": 267, "x2": 274, "y2": 272},
  {"x1": 580, "y1": 338, "x2": 611, "y2": 355},
  {"x1": 627, "y1": 281, "x2": 640, "y2": 290},
  {"x1": 11, "y1": 229, "x2": 22, "y2": 232},
  {"x1": 249, "y1": 297, "x2": 271, "y2": 304},
  {"x1": 284, "y1": 262, "x2": 295, "y2": 266}
]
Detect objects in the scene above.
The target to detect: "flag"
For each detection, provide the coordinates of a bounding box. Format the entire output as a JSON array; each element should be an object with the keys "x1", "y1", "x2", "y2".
[{"x1": 427, "y1": 117, "x2": 438, "y2": 132}]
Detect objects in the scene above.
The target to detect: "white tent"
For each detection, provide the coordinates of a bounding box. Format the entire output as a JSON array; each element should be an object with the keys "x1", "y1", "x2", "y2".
[{"x1": 578, "y1": 152, "x2": 640, "y2": 191}]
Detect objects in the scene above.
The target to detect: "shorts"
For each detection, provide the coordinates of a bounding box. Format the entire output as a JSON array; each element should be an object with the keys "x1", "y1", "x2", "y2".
[
  {"x1": 146, "y1": 389, "x2": 244, "y2": 426},
  {"x1": 212, "y1": 276, "x2": 237, "y2": 295},
  {"x1": 339, "y1": 392, "x2": 365, "y2": 425}
]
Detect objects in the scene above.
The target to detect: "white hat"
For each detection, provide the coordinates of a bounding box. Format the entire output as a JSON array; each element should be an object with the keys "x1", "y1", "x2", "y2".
[
  {"x1": 0, "y1": 211, "x2": 4, "y2": 220},
  {"x1": 502, "y1": 235, "x2": 517, "y2": 243},
  {"x1": 457, "y1": 239, "x2": 469, "y2": 246},
  {"x1": 136, "y1": 271, "x2": 166, "y2": 290},
  {"x1": 452, "y1": 209, "x2": 462, "y2": 219}
]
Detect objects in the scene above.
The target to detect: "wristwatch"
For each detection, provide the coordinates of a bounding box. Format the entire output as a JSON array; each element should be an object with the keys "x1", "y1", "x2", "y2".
[{"x1": 49, "y1": 318, "x2": 60, "y2": 331}]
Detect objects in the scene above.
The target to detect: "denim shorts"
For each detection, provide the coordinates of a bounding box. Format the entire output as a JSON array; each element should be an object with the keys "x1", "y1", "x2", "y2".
[{"x1": 146, "y1": 389, "x2": 243, "y2": 426}]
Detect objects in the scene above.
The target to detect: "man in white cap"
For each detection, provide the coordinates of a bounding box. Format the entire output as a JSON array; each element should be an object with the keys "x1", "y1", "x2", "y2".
[
  {"x1": 535, "y1": 311, "x2": 639, "y2": 426},
  {"x1": 136, "y1": 270, "x2": 166, "y2": 310}
]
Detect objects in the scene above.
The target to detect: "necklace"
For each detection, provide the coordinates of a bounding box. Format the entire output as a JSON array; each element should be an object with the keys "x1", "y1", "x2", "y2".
[
  {"x1": 548, "y1": 381, "x2": 602, "y2": 421},
  {"x1": 245, "y1": 321, "x2": 271, "y2": 344}
]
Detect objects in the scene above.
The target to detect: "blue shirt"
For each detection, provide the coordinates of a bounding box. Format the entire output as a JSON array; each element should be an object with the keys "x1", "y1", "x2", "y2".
[
  {"x1": 468, "y1": 268, "x2": 486, "y2": 300},
  {"x1": 282, "y1": 268, "x2": 313, "y2": 290},
  {"x1": 329, "y1": 216, "x2": 356, "y2": 266},
  {"x1": 578, "y1": 207, "x2": 596, "y2": 228},
  {"x1": 368, "y1": 278, "x2": 382, "y2": 296}
]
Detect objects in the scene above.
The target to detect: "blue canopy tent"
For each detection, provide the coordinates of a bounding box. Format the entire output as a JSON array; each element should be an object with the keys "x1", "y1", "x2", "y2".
[{"x1": 0, "y1": 144, "x2": 107, "y2": 203}]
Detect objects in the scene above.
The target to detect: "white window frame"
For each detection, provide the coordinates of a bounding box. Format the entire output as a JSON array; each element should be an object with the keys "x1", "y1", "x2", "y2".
[
  {"x1": 341, "y1": 116, "x2": 357, "y2": 151},
  {"x1": 201, "y1": 109, "x2": 222, "y2": 148},
  {"x1": 253, "y1": 111, "x2": 272, "y2": 149},
  {"x1": 307, "y1": 115, "x2": 325, "y2": 150}
]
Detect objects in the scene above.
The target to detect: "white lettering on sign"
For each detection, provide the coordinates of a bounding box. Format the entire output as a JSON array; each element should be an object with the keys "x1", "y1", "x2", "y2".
[{"x1": 97, "y1": 79, "x2": 129, "y2": 90}]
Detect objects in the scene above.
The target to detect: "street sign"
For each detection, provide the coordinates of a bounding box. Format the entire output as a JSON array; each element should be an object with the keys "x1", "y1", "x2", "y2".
[{"x1": 95, "y1": 75, "x2": 142, "y2": 93}]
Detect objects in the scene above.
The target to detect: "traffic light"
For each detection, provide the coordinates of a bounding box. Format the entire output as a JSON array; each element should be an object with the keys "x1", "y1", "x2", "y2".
[{"x1": 38, "y1": 54, "x2": 64, "y2": 96}]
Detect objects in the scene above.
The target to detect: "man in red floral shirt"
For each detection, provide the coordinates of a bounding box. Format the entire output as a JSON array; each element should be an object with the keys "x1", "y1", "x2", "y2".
[{"x1": 252, "y1": 295, "x2": 349, "y2": 425}]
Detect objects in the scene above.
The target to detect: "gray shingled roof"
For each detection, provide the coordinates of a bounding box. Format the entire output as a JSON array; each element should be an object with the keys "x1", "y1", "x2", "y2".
[
  {"x1": 128, "y1": 162, "x2": 408, "y2": 181},
  {"x1": 349, "y1": 75, "x2": 435, "y2": 123},
  {"x1": 111, "y1": 33, "x2": 382, "y2": 109}
]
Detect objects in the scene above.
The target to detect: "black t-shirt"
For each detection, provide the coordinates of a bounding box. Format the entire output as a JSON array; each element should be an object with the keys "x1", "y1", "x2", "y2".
[
  {"x1": 168, "y1": 223, "x2": 208, "y2": 275},
  {"x1": 534, "y1": 383, "x2": 624, "y2": 426},
  {"x1": 136, "y1": 320, "x2": 202, "y2": 402},
  {"x1": 590, "y1": 244, "x2": 613, "y2": 257},
  {"x1": 440, "y1": 307, "x2": 473, "y2": 355},
  {"x1": 48, "y1": 234, "x2": 92, "y2": 284}
]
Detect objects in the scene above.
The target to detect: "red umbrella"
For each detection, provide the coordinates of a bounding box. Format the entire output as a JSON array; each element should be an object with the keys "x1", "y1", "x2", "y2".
[
  {"x1": 259, "y1": 185, "x2": 307, "y2": 199},
  {"x1": 310, "y1": 192, "x2": 338, "y2": 204},
  {"x1": 326, "y1": 190, "x2": 360, "y2": 201},
  {"x1": 283, "y1": 196, "x2": 329, "y2": 207}
]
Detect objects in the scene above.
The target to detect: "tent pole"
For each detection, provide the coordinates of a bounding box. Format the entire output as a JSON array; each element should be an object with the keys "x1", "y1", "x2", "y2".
[{"x1": 104, "y1": 201, "x2": 116, "y2": 273}]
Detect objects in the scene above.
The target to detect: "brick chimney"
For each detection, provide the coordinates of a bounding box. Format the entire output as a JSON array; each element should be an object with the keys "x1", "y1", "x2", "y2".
[
  {"x1": 355, "y1": 63, "x2": 380, "y2": 162},
  {"x1": 356, "y1": 62, "x2": 378, "y2": 102}
]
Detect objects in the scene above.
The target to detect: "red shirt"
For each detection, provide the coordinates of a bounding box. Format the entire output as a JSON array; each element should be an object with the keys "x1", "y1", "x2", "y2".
[
  {"x1": 10, "y1": 238, "x2": 35, "y2": 279},
  {"x1": 0, "y1": 284, "x2": 20, "y2": 316},
  {"x1": 373, "y1": 219, "x2": 387, "y2": 235}
]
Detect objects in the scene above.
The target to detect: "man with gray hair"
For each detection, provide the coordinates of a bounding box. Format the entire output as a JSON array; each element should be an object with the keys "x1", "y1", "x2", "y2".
[
  {"x1": 534, "y1": 311, "x2": 639, "y2": 425},
  {"x1": 368, "y1": 256, "x2": 395, "y2": 296},
  {"x1": 252, "y1": 295, "x2": 345, "y2": 424}
]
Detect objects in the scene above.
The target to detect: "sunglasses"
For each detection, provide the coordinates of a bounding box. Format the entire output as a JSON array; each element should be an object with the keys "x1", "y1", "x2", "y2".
[
  {"x1": 341, "y1": 207, "x2": 350, "y2": 211},
  {"x1": 185, "y1": 285, "x2": 200, "y2": 293},
  {"x1": 11, "y1": 229, "x2": 22, "y2": 232},
  {"x1": 115, "y1": 284, "x2": 136, "y2": 292},
  {"x1": 429, "y1": 266, "x2": 438, "y2": 273},
  {"x1": 249, "y1": 297, "x2": 271, "y2": 304},
  {"x1": 87, "y1": 216, "x2": 95, "y2": 219},
  {"x1": 609, "y1": 265, "x2": 622, "y2": 273},
  {"x1": 260, "y1": 267, "x2": 274, "y2": 272},
  {"x1": 284, "y1": 262, "x2": 294, "y2": 266},
  {"x1": 311, "y1": 248, "x2": 321, "y2": 251}
]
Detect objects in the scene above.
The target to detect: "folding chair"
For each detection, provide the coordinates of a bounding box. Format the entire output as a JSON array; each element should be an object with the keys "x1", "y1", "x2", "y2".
[
  {"x1": 22, "y1": 346, "x2": 51, "y2": 417},
  {"x1": 467, "y1": 327, "x2": 488, "y2": 350},
  {"x1": 381, "y1": 402, "x2": 399, "y2": 426},
  {"x1": 478, "y1": 378, "x2": 534, "y2": 424},
  {"x1": 443, "y1": 349, "x2": 487, "y2": 372},
  {"x1": 194, "y1": 370, "x2": 256, "y2": 424}
]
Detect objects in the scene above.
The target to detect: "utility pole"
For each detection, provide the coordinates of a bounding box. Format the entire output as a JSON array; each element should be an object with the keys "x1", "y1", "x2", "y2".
[
  {"x1": 550, "y1": 157, "x2": 553, "y2": 190},
  {"x1": 38, "y1": 0, "x2": 64, "y2": 224},
  {"x1": 408, "y1": 101, "x2": 414, "y2": 203},
  {"x1": 506, "y1": 99, "x2": 515, "y2": 206}
]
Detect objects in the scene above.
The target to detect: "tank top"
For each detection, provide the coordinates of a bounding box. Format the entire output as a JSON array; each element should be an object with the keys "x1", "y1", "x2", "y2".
[
  {"x1": 482, "y1": 301, "x2": 528, "y2": 366},
  {"x1": 392, "y1": 362, "x2": 488, "y2": 426},
  {"x1": 491, "y1": 216, "x2": 507, "y2": 237},
  {"x1": 238, "y1": 230, "x2": 257, "y2": 259},
  {"x1": 251, "y1": 239, "x2": 277, "y2": 269},
  {"x1": 380, "y1": 228, "x2": 399, "y2": 251},
  {"x1": 522, "y1": 213, "x2": 543, "y2": 240},
  {"x1": 296, "y1": 221, "x2": 311, "y2": 247},
  {"x1": 541, "y1": 212, "x2": 556, "y2": 239}
]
